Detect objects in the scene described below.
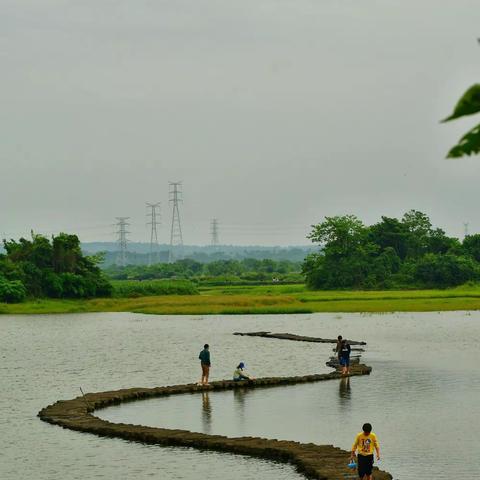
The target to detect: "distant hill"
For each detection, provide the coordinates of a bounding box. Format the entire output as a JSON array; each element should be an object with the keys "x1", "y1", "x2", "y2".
[{"x1": 81, "y1": 242, "x2": 316, "y2": 267}]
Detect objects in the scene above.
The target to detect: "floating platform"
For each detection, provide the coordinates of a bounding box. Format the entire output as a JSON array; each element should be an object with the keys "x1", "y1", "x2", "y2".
[{"x1": 233, "y1": 331, "x2": 367, "y2": 345}]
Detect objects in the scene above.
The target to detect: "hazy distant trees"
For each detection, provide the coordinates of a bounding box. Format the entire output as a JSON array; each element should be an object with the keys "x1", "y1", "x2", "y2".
[
  {"x1": 443, "y1": 84, "x2": 480, "y2": 158},
  {"x1": 303, "y1": 210, "x2": 480, "y2": 289}
]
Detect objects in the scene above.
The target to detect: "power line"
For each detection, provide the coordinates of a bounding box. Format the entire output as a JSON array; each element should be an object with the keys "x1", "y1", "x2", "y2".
[
  {"x1": 146, "y1": 202, "x2": 161, "y2": 266},
  {"x1": 115, "y1": 217, "x2": 130, "y2": 266},
  {"x1": 210, "y1": 218, "x2": 220, "y2": 246},
  {"x1": 168, "y1": 182, "x2": 183, "y2": 263}
]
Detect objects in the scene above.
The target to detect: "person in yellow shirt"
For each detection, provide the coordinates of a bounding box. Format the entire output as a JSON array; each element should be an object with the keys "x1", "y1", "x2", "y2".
[{"x1": 350, "y1": 423, "x2": 381, "y2": 479}]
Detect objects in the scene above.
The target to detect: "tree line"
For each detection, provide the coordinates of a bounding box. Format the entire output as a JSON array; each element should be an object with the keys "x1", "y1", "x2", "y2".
[
  {"x1": 105, "y1": 258, "x2": 303, "y2": 285},
  {"x1": 303, "y1": 210, "x2": 480, "y2": 289},
  {"x1": 0, "y1": 233, "x2": 112, "y2": 302}
]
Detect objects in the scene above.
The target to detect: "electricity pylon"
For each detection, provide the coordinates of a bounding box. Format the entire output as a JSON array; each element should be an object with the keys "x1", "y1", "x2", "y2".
[
  {"x1": 210, "y1": 218, "x2": 219, "y2": 247},
  {"x1": 146, "y1": 203, "x2": 161, "y2": 266},
  {"x1": 115, "y1": 217, "x2": 130, "y2": 266},
  {"x1": 168, "y1": 182, "x2": 183, "y2": 263}
]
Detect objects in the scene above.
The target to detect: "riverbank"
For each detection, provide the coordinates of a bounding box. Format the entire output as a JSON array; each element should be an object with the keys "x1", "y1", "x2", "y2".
[{"x1": 2, "y1": 284, "x2": 480, "y2": 315}]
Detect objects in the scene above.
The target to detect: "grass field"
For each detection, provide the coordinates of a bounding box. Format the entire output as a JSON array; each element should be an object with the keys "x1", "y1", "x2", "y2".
[
  {"x1": 2, "y1": 284, "x2": 480, "y2": 315},
  {"x1": 110, "y1": 279, "x2": 198, "y2": 297}
]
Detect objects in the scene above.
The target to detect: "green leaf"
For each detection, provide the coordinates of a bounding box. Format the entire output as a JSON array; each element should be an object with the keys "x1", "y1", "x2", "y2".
[
  {"x1": 442, "y1": 84, "x2": 480, "y2": 122},
  {"x1": 446, "y1": 122, "x2": 480, "y2": 158}
]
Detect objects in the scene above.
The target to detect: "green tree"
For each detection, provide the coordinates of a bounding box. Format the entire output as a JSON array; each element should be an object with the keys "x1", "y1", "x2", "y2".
[
  {"x1": 463, "y1": 234, "x2": 480, "y2": 262},
  {"x1": 369, "y1": 216, "x2": 410, "y2": 259},
  {"x1": 304, "y1": 215, "x2": 379, "y2": 289},
  {"x1": 443, "y1": 84, "x2": 480, "y2": 158},
  {"x1": 308, "y1": 215, "x2": 367, "y2": 257},
  {"x1": 401, "y1": 210, "x2": 433, "y2": 258},
  {"x1": 52, "y1": 233, "x2": 82, "y2": 273},
  {"x1": 414, "y1": 253, "x2": 479, "y2": 287},
  {"x1": 427, "y1": 228, "x2": 461, "y2": 255},
  {"x1": 1, "y1": 232, "x2": 112, "y2": 300},
  {"x1": 304, "y1": 211, "x2": 480, "y2": 290}
]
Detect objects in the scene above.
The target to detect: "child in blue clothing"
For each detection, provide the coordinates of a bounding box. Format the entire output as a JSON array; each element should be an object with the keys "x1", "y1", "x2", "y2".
[{"x1": 340, "y1": 339, "x2": 351, "y2": 375}]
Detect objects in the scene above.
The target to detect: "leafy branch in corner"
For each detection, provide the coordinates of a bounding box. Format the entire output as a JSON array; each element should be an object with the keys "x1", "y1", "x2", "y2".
[{"x1": 443, "y1": 84, "x2": 480, "y2": 158}]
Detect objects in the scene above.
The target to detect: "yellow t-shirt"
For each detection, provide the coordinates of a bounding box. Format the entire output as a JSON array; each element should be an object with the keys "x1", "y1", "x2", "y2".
[{"x1": 352, "y1": 432, "x2": 379, "y2": 456}]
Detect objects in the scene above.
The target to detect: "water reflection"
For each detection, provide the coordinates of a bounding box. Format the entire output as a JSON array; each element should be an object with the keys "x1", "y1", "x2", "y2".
[
  {"x1": 201, "y1": 392, "x2": 212, "y2": 433},
  {"x1": 338, "y1": 377, "x2": 351, "y2": 406},
  {"x1": 233, "y1": 386, "x2": 250, "y2": 424},
  {"x1": 92, "y1": 311, "x2": 480, "y2": 480}
]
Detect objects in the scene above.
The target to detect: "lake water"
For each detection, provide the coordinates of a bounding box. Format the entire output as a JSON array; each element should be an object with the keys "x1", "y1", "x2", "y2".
[{"x1": 2, "y1": 312, "x2": 480, "y2": 480}]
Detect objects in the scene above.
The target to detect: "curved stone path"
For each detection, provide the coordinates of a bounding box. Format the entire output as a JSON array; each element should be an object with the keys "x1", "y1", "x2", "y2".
[{"x1": 38, "y1": 363, "x2": 392, "y2": 480}]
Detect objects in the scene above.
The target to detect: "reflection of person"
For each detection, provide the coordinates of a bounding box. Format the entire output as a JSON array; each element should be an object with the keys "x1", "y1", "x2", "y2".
[
  {"x1": 201, "y1": 391, "x2": 212, "y2": 432},
  {"x1": 233, "y1": 387, "x2": 249, "y2": 422},
  {"x1": 339, "y1": 376, "x2": 351, "y2": 400},
  {"x1": 340, "y1": 339, "x2": 351, "y2": 375},
  {"x1": 233, "y1": 362, "x2": 254, "y2": 381},
  {"x1": 198, "y1": 344, "x2": 211, "y2": 385},
  {"x1": 350, "y1": 423, "x2": 381, "y2": 480}
]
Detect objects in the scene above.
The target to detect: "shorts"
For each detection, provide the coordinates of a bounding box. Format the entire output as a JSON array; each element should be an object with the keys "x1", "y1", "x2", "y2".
[
  {"x1": 357, "y1": 454, "x2": 374, "y2": 477},
  {"x1": 201, "y1": 363, "x2": 210, "y2": 375},
  {"x1": 340, "y1": 357, "x2": 350, "y2": 367}
]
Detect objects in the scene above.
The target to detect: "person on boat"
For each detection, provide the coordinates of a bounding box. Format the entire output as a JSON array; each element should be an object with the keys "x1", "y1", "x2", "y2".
[
  {"x1": 339, "y1": 339, "x2": 351, "y2": 375},
  {"x1": 350, "y1": 423, "x2": 381, "y2": 480},
  {"x1": 233, "y1": 362, "x2": 254, "y2": 381},
  {"x1": 198, "y1": 344, "x2": 211, "y2": 385}
]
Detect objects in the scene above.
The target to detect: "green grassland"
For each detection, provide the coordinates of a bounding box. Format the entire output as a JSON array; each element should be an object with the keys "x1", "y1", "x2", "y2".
[{"x1": 2, "y1": 283, "x2": 480, "y2": 315}]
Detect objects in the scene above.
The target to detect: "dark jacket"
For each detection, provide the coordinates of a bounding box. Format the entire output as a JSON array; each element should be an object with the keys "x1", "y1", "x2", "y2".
[
  {"x1": 340, "y1": 343, "x2": 351, "y2": 359},
  {"x1": 199, "y1": 349, "x2": 211, "y2": 366}
]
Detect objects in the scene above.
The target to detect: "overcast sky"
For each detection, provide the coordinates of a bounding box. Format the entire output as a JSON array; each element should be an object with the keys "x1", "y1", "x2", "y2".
[{"x1": 1, "y1": 0, "x2": 480, "y2": 246}]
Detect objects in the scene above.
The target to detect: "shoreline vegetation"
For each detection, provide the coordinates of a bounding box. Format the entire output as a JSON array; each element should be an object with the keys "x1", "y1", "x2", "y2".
[{"x1": 2, "y1": 283, "x2": 480, "y2": 315}]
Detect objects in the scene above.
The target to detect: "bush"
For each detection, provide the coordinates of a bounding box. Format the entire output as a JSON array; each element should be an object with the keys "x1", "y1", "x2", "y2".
[
  {"x1": 1, "y1": 233, "x2": 113, "y2": 299},
  {"x1": 414, "y1": 254, "x2": 480, "y2": 288},
  {"x1": 0, "y1": 278, "x2": 27, "y2": 303},
  {"x1": 463, "y1": 234, "x2": 480, "y2": 262}
]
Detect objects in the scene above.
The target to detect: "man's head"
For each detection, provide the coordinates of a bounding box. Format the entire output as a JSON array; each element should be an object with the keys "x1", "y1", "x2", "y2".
[
  {"x1": 362, "y1": 423, "x2": 372, "y2": 435},
  {"x1": 338, "y1": 335, "x2": 342, "y2": 341},
  {"x1": 204, "y1": 344, "x2": 209, "y2": 349}
]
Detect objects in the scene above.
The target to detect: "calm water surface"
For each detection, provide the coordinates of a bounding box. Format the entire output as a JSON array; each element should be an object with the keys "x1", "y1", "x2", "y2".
[{"x1": 2, "y1": 312, "x2": 480, "y2": 479}]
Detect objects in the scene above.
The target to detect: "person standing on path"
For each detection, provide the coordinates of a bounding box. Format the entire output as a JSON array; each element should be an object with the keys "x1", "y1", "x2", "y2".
[
  {"x1": 350, "y1": 423, "x2": 381, "y2": 480},
  {"x1": 335, "y1": 335, "x2": 343, "y2": 369},
  {"x1": 340, "y1": 339, "x2": 351, "y2": 375},
  {"x1": 198, "y1": 344, "x2": 211, "y2": 385},
  {"x1": 335, "y1": 335, "x2": 343, "y2": 362}
]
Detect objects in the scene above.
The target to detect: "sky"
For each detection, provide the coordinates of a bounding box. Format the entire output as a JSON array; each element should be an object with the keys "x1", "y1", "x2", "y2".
[{"x1": 1, "y1": 0, "x2": 480, "y2": 246}]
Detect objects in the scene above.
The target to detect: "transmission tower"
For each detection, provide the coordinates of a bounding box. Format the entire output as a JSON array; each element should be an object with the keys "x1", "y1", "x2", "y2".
[
  {"x1": 146, "y1": 202, "x2": 161, "y2": 266},
  {"x1": 210, "y1": 218, "x2": 220, "y2": 247},
  {"x1": 168, "y1": 182, "x2": 183, "y2": 262},
  {"x1": 464, "y1": 222, "x2": 470, "y2": 238},
  {"x1": 115, "y1": 217, "x2": 130, "y2": 267}
]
